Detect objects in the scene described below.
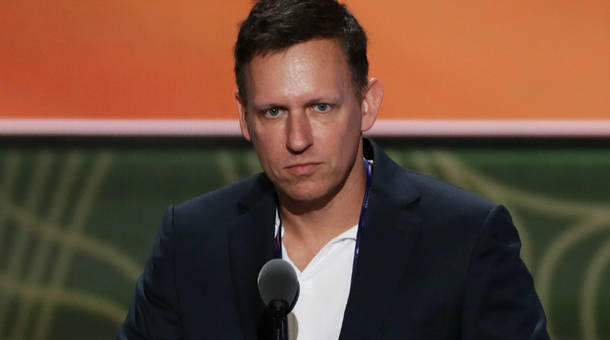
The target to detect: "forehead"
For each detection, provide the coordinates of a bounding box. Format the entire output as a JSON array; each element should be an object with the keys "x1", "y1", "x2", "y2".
[{"x1": 244, "y1": 39, "x2": 353, "y2": 107}]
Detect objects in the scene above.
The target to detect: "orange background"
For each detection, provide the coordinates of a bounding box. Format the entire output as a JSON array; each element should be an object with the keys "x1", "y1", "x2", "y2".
[{"x1": 1, "y1": 0, "x2": 609, "y2": 120}]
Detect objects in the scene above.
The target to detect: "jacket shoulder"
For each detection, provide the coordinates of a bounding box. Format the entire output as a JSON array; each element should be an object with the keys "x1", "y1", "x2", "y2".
[
  {"x1": 367, "y1": 138, "x2": 496, "y2": 218},
  {"x1": 407, "y1": 169, "x2": 496, "y2": 212},
  {"x1": 170, "y1": 173, "x2": 273, "y2": 234}
]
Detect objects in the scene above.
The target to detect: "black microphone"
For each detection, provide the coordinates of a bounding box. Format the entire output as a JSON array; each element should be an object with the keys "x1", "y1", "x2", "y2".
[{"x1": 258, "y1": 259, "x2": 300, "y2": 340}]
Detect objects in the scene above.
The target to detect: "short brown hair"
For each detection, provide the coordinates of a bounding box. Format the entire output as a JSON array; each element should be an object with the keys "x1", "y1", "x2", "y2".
[{"x1": 234, "y1": 0, "x2": 369, "y2": 105}]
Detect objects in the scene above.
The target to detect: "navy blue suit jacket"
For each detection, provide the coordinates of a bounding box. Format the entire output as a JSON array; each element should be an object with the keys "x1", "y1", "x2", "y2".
[{"x1": 117, "y1": 139, "x2": 549, "y2": 339}]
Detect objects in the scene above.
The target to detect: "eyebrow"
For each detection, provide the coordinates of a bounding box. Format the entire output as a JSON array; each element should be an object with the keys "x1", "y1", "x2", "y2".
[
  {"x1": 251, "y1": 96, "x2": 342, "y2": 111},
  {"x1": 303, "y1": 96, "x2": 341, "y2": 106},
  {"x1": 251, "y1": 102, "x2": 288, "y2": 112}
]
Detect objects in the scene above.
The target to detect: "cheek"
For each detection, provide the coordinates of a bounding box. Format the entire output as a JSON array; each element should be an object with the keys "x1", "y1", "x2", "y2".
[
  {"x1": 331, "y1": 110, "x2": 362, "y2": 143},
  {"x1": 251, "y1": 128, "x2": 283, "y2": 166}
]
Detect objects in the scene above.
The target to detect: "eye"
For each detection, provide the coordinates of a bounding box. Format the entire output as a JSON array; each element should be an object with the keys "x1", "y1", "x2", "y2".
[
  {"x1": 312, "y1": 103, "x2": 331, "y2": 112},
  {"x1": 264, "y1": 107, "x2": 282, "y2": 118}
]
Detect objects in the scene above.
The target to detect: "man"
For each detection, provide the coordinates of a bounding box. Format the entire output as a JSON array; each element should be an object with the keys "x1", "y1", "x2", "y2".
[{"x1": 117, "y1": 0, "x2": 549, "y2": 339}]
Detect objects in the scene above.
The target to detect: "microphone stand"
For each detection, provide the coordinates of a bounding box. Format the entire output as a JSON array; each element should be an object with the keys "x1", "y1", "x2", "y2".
[
  {"x1": 270, "y1": 300, "x2": 288, "y2": 340},
  {"x1": 272, "y1": 315, "x2": 283, "y2": 340}
]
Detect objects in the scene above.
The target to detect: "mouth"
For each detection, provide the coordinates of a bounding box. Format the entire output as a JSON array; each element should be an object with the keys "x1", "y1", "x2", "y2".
[{"x1": 285, "y1": 162, "x2": 320, "y2": 176}]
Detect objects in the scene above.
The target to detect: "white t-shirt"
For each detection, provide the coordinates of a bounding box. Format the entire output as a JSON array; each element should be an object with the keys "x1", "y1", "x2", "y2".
[{"x1": 275, "y1": 212, "x2": 357, "y2": 340}]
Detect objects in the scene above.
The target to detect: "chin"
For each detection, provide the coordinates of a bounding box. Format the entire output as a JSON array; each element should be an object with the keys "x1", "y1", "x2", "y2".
[
  {"x1": 285, "y1": 189, "x2": 325, "y2": 203},
  {"x1": 280, "y1": 182, "x2": 328, "y2": 203},
  {"x1": 282, "y1": 180, "x2": 345, "y2": 209}
]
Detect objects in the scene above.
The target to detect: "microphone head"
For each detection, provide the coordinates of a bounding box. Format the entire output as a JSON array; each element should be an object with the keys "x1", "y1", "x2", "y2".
[{"x1": 257, "y1": 259, "x2": 300, "y2": 316}]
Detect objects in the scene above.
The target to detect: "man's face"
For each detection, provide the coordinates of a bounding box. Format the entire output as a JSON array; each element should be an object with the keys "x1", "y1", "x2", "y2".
[{"x1": 236, "y1": 39, "x2": 381, "y2": 205}]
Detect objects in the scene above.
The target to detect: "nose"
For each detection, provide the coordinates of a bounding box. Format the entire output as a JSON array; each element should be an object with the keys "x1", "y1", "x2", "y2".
[{"x1": 286, "y1": 111, "x2": 313, "y2": 154}]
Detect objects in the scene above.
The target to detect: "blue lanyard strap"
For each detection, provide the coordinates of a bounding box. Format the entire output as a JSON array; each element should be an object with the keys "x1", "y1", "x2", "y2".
[
  {"x1": 273, "y1": 157, "x2": 374, "y2": 269},
  {"x1": 353, "y1": 157, "x2": 373, "y2": 274},
  {"x1": 273, "y1": 220, "x2": 282, "y2": 259}
]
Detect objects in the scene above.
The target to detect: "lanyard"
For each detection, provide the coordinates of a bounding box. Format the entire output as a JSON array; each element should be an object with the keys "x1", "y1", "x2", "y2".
[{"x1": 273, "y1": 157, "x2": 374, "y2": 272}]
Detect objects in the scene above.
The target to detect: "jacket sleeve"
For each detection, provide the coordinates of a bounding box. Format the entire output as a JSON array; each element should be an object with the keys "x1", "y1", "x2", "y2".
[
  {"x1": 461, "y1": 205, "x2": 550, "y2": 340},
  {"x1": 116, "y1": 205, "x2": 183, "y2": 340}
]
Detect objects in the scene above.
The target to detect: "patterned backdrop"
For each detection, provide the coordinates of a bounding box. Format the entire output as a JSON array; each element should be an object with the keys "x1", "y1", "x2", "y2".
[{"x1": 0, "y1": 138, "x2": 608, "y2": 340}]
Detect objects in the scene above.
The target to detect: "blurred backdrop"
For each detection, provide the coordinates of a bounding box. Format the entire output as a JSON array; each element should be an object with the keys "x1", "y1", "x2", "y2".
[
  {"x1": 1, "y1": 0, "x2": 609, "y2": 124},
  {"x1": 1, "y1": 0, "x2": 609, "y2": 340}
]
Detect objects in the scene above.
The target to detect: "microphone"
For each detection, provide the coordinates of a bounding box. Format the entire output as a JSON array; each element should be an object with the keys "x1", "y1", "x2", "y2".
[{"x1": 258, "y1": 259, "x2": 300, "y2": 340}]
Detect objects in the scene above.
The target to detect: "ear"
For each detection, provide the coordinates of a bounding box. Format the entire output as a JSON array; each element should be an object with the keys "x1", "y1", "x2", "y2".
[
  {"x1": 360, "y1": 78, "x2": 384, "y2": 132},
  {"x1": 235, "y1": 90, "x2": 251, "y2": 142}
]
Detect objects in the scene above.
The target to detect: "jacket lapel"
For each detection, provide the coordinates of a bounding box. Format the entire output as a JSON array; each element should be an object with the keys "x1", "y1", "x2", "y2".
[
  {"x1": 340, "y1": 140, "x2": 423, "y2": 339},
  {"x1": 228, "y1": 174, "x2": 277, "y2": 340}
]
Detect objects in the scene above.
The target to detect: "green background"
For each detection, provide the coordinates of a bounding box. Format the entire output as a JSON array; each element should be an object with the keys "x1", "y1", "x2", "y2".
[{"x1": 0, "y1": 137, "x2": 609, "y2": 340}]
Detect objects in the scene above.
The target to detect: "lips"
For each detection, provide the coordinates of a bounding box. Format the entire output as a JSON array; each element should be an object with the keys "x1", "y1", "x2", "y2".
[{"x1": 285, "y1": 162, "x2": 320, "y2": 175}]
